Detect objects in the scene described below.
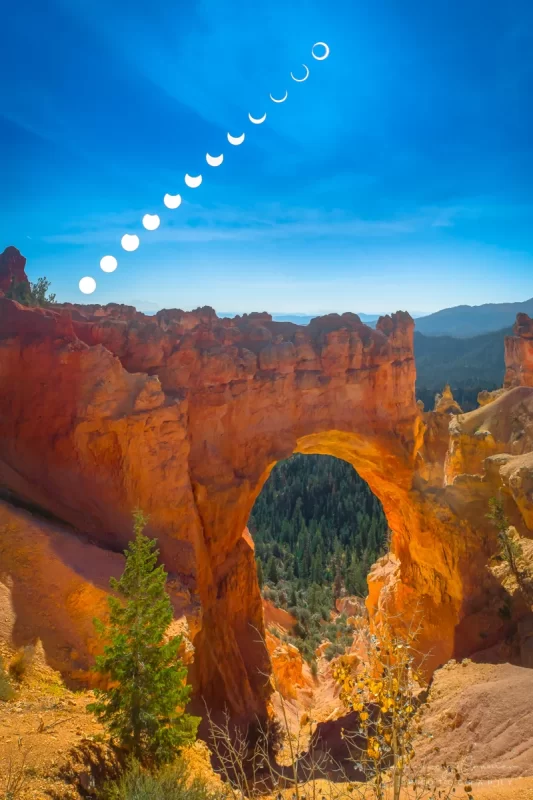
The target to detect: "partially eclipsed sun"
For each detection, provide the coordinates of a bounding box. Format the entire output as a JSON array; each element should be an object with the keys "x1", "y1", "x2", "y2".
[
  {"x1": 87, "y1": 41, "x2": 331, "y2": 293},
  {"x1": 142, "y1": 214, "x2": 160, "y2": 230},
  {"x1": 121, "y1": 234, "x2": 140, "y2": 252},
  {"x1": 185, "y1": 173, "x2": 203, "y2": 188}
]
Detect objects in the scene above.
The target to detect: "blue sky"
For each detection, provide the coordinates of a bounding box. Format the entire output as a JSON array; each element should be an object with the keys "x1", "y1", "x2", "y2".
[{"x1": 1, "y1": 0, "x2": 532, "y2": 313}]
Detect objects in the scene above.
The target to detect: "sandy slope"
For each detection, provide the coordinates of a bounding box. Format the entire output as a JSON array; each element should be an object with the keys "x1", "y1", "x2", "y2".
[{"x1": 413, "y1": 660, "x2": 533, "y2": 781}]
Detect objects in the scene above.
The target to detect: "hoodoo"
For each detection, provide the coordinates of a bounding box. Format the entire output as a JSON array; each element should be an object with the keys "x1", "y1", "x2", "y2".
[
  {"x1": 505, "y1": 312, "x2": 533, "y2": 388},
  {"x1": 1, "y1": 247, "x2": 533, "y2": 721}
]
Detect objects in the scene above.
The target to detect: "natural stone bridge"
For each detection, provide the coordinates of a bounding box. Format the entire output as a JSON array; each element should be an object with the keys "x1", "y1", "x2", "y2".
[{"x1": 1, "y1": 253, "x2": 532, "y2": 720}]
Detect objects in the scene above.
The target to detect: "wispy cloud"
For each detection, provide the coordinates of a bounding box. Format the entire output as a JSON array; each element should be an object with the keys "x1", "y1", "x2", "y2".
[{"x1": 40, "y1": 201, "x2": 455, "y2": 246}]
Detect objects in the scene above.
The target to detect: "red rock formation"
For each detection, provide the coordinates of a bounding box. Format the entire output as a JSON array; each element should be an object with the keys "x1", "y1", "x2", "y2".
[
  {"x1": 0, "y1": 246, "x2": 30, "y2": 295},
  {"x1": 266, "y1": 631, "x2": 311, "y2": 700},
  {"x1": 505, "y1": 313, "x2": 533, "y2": 388},
  {"x1": 263, "y1": 599, "x2": 296, "y2": 635},
  {"x1": 433, "y1": 384, "x2": 463, "y2": 414},
  {"x1": 2, "y1": 248, "x2": 533, "y2": 721}
]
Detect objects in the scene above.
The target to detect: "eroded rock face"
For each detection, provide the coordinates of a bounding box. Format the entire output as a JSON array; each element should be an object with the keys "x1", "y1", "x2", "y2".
[
  {"x1": 505, "y1": 313, "x2": 533, "y2": 388},
  {"x1": 1, "y1": 247, "x2": 533, "y2": 721},
  {"x1": 433, "y1": 385, "x2": 463, "y2": 414},
  {"x1": 0, "y1": 246, "x2": 29, "y2": 295},
  {"x1": 266, "y1": 631, "x2": 311, "y2": 700}
]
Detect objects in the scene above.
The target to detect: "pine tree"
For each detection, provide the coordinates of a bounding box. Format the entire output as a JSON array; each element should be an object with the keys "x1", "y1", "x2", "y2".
[
  {"x1": 256, "y1": 557, "x2": 264, "y2": 588},
  {"x1": 88, "y1": 510, "x2": 200, "y2": 765},
  {"x1": 6, "y1": 275, "x2": 56, "y2": 306},
  {"x1": 333, "y1": 553, "x2": 343, "y2": 599},
  {"x1": 311, "y1": 547, "x2": 324, "y2": 584},
  {"x1": 301, "y1": 529, "x2": 312, "y2": 579},
  {"x1": 267, "y1": 555, "x2": 279, "y2": 584},
  {"x1": 346, "y1": 552, "x2": 366, "y2": 596}
]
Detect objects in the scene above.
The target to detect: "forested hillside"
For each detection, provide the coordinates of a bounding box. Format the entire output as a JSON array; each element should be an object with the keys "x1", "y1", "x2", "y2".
[
  {"x1": 415, "y1": 327, "x2": 508, "y2": 407},
  {"x1": 249, "y1": 454, "x2": 388, "y2": 661}
]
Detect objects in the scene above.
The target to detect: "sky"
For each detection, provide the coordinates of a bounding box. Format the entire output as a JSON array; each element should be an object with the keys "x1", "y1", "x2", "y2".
[{"x1": 1, "y1": 0, "x2": 533, "y2": 314}]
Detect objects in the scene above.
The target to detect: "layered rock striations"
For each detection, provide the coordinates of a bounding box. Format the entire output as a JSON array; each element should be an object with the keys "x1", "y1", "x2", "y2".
[{"x1": 1, "y1": 247, "x2": 533, "y2": 720}]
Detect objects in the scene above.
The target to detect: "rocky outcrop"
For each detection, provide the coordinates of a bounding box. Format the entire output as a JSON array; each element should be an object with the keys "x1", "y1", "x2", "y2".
[
  {"x1": 335, "y1": 596, "x2": 367, "y2": 618},
  {"x1": 477, "y1": 387, "x2": 507, "y2": 406},
  {"x1": 266, "y1": 631, "x2": 311, "y2": 699},
  {"x1": 1, "y1": 247, "x2": 533, "y2": 721},
  {"x1": 0, "y1": 246, "x2": 29, "y2": 295},
  {"x1": 505, "y1": 313, "x2": 533, "y2": 388},
  {"x1": 263, "y1": 599, "x2": 296, "y2": 635},
  {"x1": 434, "y1": 384, "x2": 463, "y2": 414}
]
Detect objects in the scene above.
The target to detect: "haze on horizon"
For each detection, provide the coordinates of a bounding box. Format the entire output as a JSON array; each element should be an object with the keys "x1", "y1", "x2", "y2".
[{"x1": 1, "y1": 0, "x2": 532, "y2": 314}]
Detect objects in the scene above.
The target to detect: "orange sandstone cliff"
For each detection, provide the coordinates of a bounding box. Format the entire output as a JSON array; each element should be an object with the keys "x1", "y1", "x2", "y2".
[{"x1": 1, "y1": 247, "x2": 533, "y2": 722}]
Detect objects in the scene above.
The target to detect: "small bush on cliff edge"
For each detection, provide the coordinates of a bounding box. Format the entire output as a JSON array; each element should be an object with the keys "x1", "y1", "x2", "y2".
[
  {"x1": 6, "y1": 275, "x2": 56, "y2": 307},
  {"x1": 88, "y1": 510, "x2": 200, "y2": 766},
  {"x1": 102, "y1": 758, "x2": 218, "y2": 800}
]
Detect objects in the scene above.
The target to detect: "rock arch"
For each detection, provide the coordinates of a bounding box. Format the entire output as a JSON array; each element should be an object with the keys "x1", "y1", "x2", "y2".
[{"x1": 1, "y1": 279, "x2": 532, "y2": 720}]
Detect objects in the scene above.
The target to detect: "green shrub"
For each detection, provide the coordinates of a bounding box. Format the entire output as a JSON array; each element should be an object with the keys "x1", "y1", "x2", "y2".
[
  {"x1": 6, "y1": 276, "x2": 56, "y2": 307},
  {"x1": 325, "y1": 642, "x2": 345, "y2": 661},
  {"x1": 103, "y1": 759, "x2": 218, "y2": 800},
  {"x1": 293, "y1": 621, "x2": 307, "y2": 639}
]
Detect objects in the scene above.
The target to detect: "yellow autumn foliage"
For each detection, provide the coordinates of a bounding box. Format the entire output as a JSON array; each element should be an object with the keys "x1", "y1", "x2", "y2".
[{"x1": 332, "y1": 620, "x2": 426, "y2": 800}]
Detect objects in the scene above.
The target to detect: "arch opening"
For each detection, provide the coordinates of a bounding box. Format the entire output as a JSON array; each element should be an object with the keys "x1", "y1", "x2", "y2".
[{"x1": 249, "y1": 452, "x2": 390, "y2": 665}]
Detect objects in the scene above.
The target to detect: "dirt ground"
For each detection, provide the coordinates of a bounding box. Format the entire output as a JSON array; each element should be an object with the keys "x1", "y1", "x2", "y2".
[
  {"x1": 2, "y1": 638, "x2": 533, "y2": 799},
  {"x1": 413, "y1": 659, "x2": 533, "y2": 781},
  {"x1": 0, "y1": 642, "x2": 105, "y2": 798}
]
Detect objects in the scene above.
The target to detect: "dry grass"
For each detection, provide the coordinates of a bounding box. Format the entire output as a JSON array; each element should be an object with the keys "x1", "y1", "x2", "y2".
[{"x1": 8, "y1": 645, "x2": 35, "y2": 682}]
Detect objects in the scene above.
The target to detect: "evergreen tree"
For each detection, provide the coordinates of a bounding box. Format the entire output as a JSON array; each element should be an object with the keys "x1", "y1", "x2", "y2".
[
  {"x1": 346, "y1": 551, "x2": 365, "y2": 595},
  {"x1": 333, "y1": 558, "x2": 343, "y2": 599},
  {"x1": 6, "y1": 275, "x2": 56, "y2": 307},
  {"x1": 88, "y1": 510, "x2": 200, "y2": 765},
  {"x1": 256, "y1": 557, "x2": 264, "y2": 588},
  {"x1": 267, "y1": 555, "x2": 279, "y2": 584},
  {"x1": 301, "y1": 529, "x2": 312, "y2": 579},
  {"x1": 311, "y1": 547, "x2": 324, "y2": 585}
]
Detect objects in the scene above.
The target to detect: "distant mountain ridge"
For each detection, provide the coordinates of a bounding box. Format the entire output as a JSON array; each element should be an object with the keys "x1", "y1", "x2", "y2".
[
  {"x1": 415, "y1": 298, "x2": 533, "y2": 338},
  {"x1": 414, "y1": 326, "x2": 511, "y2": 410}
]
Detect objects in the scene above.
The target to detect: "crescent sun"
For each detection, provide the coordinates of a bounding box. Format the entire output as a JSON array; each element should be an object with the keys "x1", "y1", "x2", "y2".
[
  {"x1": 248, "y1": 112, "x2": 267, "y2": 124},
  {"x1": 227, "y1": 132, "x2": 245, "y2": 145},
  {"x1": 312, "y1": 41, "x2": 330, "y2": 60},
  {"x1": 184, "y1": 173, "x2": 203, "y2": 188},
  {"x1": 290, "y1": 64, "x2": 310, "y2": 82},
  {"x1": 164, "y1": 193, "x2": 182, "y2": 209},
  {"x1": 206, "y1": 153, "x2": 224, "y2": 167},
  {"x1": 269, "y1": 91, "x2": 288, "y2": 103}
]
